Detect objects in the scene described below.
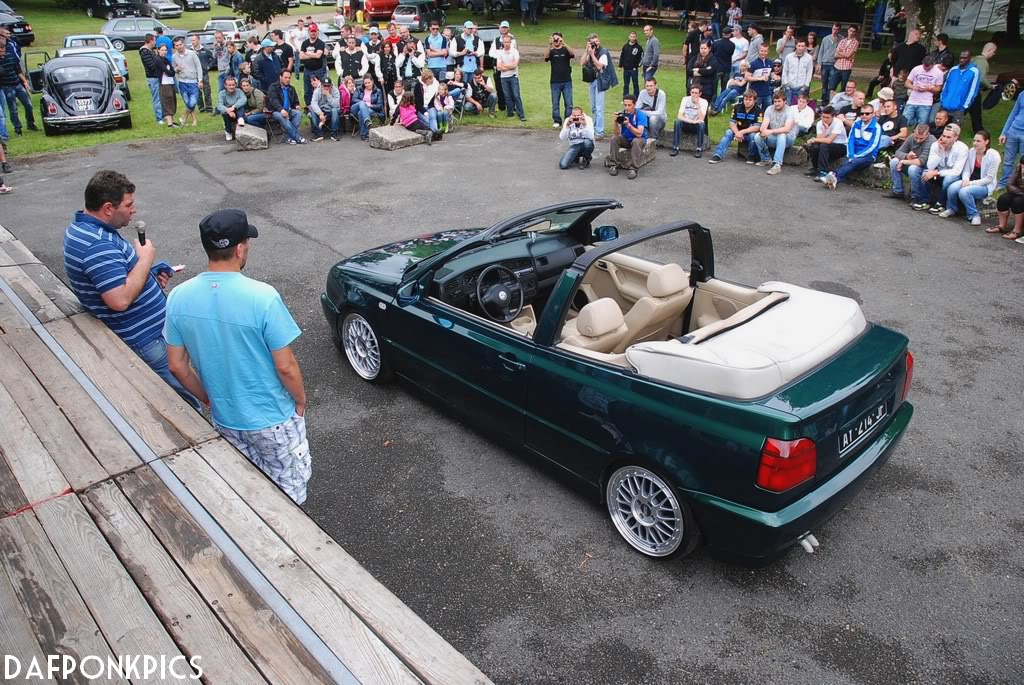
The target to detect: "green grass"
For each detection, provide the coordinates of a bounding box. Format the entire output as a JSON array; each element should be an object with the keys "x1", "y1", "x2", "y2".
[{"x1": 4, "y1": 0, "x2": 1019, "y2": 157}]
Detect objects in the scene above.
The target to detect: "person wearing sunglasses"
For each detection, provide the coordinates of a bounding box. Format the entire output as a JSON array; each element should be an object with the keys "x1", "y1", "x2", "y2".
[{"x1": 823, "y1": 104, "x2": 882, "y2": 190}]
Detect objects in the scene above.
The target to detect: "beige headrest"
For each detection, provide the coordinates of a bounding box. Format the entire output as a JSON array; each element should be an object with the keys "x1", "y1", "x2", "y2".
[
  {"x1": 577, "y1": 298, "x2": 625, "y2": 338},
  {"x1": 647, "y1": 263, "x2": 688, "y2": 297}
]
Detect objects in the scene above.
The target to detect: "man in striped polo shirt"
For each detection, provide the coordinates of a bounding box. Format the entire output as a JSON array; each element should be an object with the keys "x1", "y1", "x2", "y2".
[{"x1": 62, "y1": 170, "x2": 200, "y2": 410}]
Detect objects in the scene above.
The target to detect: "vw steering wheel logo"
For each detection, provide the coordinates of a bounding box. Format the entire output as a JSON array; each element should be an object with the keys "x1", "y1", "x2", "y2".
[{"x1": 498, "y1": 291, "x2": 508, "y2": 301}]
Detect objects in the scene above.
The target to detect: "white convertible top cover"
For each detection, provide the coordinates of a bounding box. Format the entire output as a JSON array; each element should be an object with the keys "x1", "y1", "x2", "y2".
[{"x1": 625, "y1": 282, "x2": 868, "y2": 400}]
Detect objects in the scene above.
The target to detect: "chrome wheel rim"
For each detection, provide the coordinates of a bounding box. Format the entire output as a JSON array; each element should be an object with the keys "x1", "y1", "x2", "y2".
[
  {"x1": 606, "y1": 466, "x2": 683, "y2": 557},
  {"x1": 342, "y1": 314, "x2": 381, "y2": 380}
]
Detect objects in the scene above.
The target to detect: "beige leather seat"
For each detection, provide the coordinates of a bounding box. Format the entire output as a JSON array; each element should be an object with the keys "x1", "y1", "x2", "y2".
[
  {"x1": 613, "y1": 263, "x2": 693, "y2": 353},
  {"x1": 560, "y1": 298, "x2": 629, "y2": 353}
]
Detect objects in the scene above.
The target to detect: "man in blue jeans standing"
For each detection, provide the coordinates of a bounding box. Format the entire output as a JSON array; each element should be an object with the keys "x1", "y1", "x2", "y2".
[
  {"x1": 997, "y1": 81, "x2": 1024, "y2": 190},
  {"x1": 62, "y1": 170, "x2": 201, "y2": 411},
  {"x1": 0, "y1": 37, "x2": 36, "y2": 135},
  {"x1": 544, "y1": 32, "x2": 574, "y2": 129},
  {"x1": 299, "y1": 23, "x2": 327, "y2": 108},
  {"x1": 139, "y1": 34, "x2": 163, "y2": 123}
]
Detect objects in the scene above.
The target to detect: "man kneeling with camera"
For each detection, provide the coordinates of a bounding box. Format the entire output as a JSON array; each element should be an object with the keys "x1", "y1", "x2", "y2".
[
  {"x1": 608, "y1": 94, "x2": 649, "y2": 180},
  {"x1": 558, "y1": 106, "x2": 596, "y2": 170}
]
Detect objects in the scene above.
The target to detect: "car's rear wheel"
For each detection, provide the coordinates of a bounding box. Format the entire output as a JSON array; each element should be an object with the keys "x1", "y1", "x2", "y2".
[
  {"x1": 111, "y1": 39, "x2": 126, "y2": 51},
  {"x1": 42, "y1": 121, "x2": 56, "y2": 136},
  {"x1": 106, "y1": 10, "x2": 115, "y2": 19},
  {"x1": 605, "y1": 465, "x2": 700, "y2": 559},
  {"x1": 339, "y1": 311, "x2": 391, "y2": 383},
  {"x1": 118, "y1": 113, "x2": 132, "y2": 129}
]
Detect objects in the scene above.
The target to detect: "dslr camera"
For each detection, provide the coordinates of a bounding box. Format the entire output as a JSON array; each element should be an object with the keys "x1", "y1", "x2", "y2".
[{"x1": 615, "y1": 111, "x2": 627, "y2": 125}]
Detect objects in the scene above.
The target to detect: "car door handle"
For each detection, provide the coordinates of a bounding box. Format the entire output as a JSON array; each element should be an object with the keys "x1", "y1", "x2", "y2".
[{"x1": 499, "y1": 354, "x2": 525, "y2": 372}]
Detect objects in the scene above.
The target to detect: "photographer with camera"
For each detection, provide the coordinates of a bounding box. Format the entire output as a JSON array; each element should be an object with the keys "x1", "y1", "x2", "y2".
[
  {"x1": 396, "y1": 39, "x2": 425, "y2": 91},
  {"x1": 558, "y1": 106, "x2": 595, "y2": 170},
  {"x1": 608, "y1": 94, "x2": 648, "y2": 179},
  {"x1": 545, "y1": 32, "x2": 574, "y2": 129},
  {"x1": 581, "y1": 33, "x2": 617, "y2": 138}
]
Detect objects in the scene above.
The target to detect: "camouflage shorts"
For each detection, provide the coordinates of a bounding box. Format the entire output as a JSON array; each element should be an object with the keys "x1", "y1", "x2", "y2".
[{"x1": 216, "y1": 413, "x2": 312, "y2": 505}]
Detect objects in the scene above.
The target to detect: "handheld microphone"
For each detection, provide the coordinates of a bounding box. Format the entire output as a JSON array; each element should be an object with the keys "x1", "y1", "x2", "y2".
[{"x1": 135, "y1": 220, "x2": 147, "y2": 245}]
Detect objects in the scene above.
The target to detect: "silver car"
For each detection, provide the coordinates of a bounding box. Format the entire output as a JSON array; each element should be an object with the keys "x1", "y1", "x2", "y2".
[{"x1": 130, "y1": 0, "x2": 182, "y2": 18}]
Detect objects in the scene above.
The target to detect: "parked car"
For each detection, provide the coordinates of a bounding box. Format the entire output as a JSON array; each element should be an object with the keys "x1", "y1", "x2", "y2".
[
  {"x1": 461, "y1": 0, "x2": 508, "y2": 12},
  {"x1": 29, "y1": 55, "x2": 131, "y2": 135},
  {"x1": 216, "y1": 0, "x2": 297, "y2": 8},
  {"x1": 204, "y1": 17, "x2": 258, "y2": 43},
  {"x1": 0, "y1": 12, "x2": 32, "y2": 46},
  {"x1": 321, "y1": 200, "x2": 915, "y2": 562},
  {"x1": 83, "y1": 0, "x2": 139, "y2": 19},
  {"x1": 100, "y1": 17, "x2": 187, "y2": 50},
  {"x1": 364, "y1": 0, "x2": 401, "y2": 21},
  {"x1": 174, "y1": 0, "x2": 210, "y2": 10},
  {"x1": 129, "y1": 0, "x2": 183, "y2": 19},
  {"x1": 62, "y1": 34, "x2": 128, "y2": 79},
  {"x1": 54, "y1": 47, "x2": 132, "y2": 99},
  {"x1": 391, "y1": 1, "x2": 445, "y2": 32},
  {"x1": 299, "y1": 0, "x2": 333, "y2": 5}
]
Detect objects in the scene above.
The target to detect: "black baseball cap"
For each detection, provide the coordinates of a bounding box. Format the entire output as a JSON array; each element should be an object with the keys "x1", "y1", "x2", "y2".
[{"x1": 199, "y1": 209, "x2": 258, "y2": 250}]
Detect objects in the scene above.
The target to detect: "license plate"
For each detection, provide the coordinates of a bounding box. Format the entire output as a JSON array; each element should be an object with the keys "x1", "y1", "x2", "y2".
[
  {"x1": 839, "y1": 402, "x2": 888, "y2": 457},
  {"x1": 75, "y1": 99, "x2": 92, "y2": 111}
]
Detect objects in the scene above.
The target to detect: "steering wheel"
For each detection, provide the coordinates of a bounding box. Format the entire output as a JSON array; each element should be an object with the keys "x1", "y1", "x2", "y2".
[{"x1": 475, "y1": 264, "x2": 524, "y2": 324}]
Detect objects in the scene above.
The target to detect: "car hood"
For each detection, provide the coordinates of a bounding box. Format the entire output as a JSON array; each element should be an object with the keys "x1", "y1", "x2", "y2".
[{"x1": 340, "y1": 228, "x2": 481, "y2": 280}]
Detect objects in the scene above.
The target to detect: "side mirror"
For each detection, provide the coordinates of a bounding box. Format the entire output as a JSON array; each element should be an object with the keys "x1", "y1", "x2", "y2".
[{"x1": 593, "y1": 225, "x2": 619, "y2": 242}]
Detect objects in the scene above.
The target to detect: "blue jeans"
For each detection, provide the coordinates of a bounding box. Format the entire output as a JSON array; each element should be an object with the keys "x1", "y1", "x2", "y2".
[
  {"x1": 755, "y1": 129, "x2": 797, "y2": 165},
  {"x1": 829, "y1": 68, "x2": 852, "y2": 95},
  {"x1": 834, "y1": 155, "x2": 875, "y2": 183},
  {"x1": 310, "y1": 107, "x2": 340, "y2": 136},
  {"x1": 550, "y1": 81, "x2": 573, "y2": 124},
  {"x1": 998, "y1": 134, "x2": 1021, "y2": 189},
  {"x1": 221, "y1": 109, "x2": 244, "y2": 133},
  {"x1": 589, "y1": 81, "x2": 606, "y2": 136},
  {"x1": 500, "y1": 76, "x2": 524, "y2": 119},
  {"x1": 0, "y1": 97, "x2": 6, "y2": 142},
  {"x1": 819, "y1": 64, "x2": 835, "y2": 105},
  {"x1": 147, "y1": 77, "x2": 163, "y2": 122},
  {"x1": 245, "y1": 112, "x2": 268, "y2": 128},
  {"x1": 430, "y1": 67, "x2": 446, "y2": 82},
  {"x1": 273, "y1": 109, "x2": 303, "y2": 142},
  {"x1": 907, "y1": 164, "x2": 926, "y2": 201},
  {"x1": 784, "y1": 87, "x2": 803, "y2": 105},
  {"x1": 622, "y1": 68, "x2": 639, "y2": 97},
  {"x1": 465, "y1": 93, "x2": 497, "y2": 114},
  {"x1": 2, "y1": 84, "x2": 35, "y2": 131},
  {"x1": 131, "y1": 337, "x2": 203, "y2": 413},
  {"x1": 756, "y1": 95, "x2": 772, "y2": 112},
  {"x1": 428, "y1": 108, "x2": 450, "y2": 132},
  {"x1": 644, "y1": 66, "x2": 658, "y2": 81},
  {"x1": 911, "y1": 170, "x2": 957, "y2": 203},
  {"x1": 303, "y1": 67, "x2": 326, "y2": 107},
  {"x1": 177, "y1": 81, "x2": 199, "y2": 111},
  {"x1": 903, "y1": 104, "x2": 932, "y2": 129},
  {"x1": 711, "y1": 21, "x2": 720, "y2": 39},
  {"x1": 713, "y1": 86, "x2": 742, "y2": 113},
  {"x1": 947, "y1": 181, "x2": 990, "y2": 218},
  {"x1": 559, "y1": 139, "x2": 594, "y2": 169},
  {"x1": 350, "y1": 101, "x2": 381, "y2": 138},
  {"x1": 713, "y1": 128, "x2": 757, "y2": 158},
  {"x1": 889, "y1": 157, "x2": 918, "y2": 195},
  {"x1": 673, "y1": 120, "x2": 705, "y2": 149}
]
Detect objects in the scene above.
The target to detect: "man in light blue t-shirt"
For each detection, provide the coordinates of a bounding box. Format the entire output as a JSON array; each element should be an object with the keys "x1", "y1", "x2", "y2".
[{"x1": 165, "y1": 209, "x2": 312, "y2": 504}]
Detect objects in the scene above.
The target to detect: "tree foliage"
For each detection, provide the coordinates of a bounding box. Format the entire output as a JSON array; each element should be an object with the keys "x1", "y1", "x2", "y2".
[{"x1": 232, "y1": 0, "x2": 283, "y2": 28}]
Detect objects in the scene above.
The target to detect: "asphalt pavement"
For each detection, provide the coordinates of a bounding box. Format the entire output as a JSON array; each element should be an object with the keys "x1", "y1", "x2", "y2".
[{"x1": 4, "y1": 128, "x2": 1022, "y2": 685}]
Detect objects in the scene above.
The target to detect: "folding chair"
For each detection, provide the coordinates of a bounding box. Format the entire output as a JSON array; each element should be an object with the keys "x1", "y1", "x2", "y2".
[
  {"x1": 447, "y1": 88, "x2": 467, "y2": 133},
  {"x1": 265, "y1": 115, "x2": 288, "y2": 145}
]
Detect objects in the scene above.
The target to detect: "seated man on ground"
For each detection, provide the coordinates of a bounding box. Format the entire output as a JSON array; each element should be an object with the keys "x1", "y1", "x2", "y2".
[
  {"x1": 885, "y1": 123, "x2": 935, "y2": 203},
  {"x1": 464, "y1": 69, "x2": 497, "y2": 117},
  {"x1": 215, "y1": 75, "x2": 246, "y2": 141},
  {"x1": 828, "y1": 79, "x2": 857, "y2": 111},
  {"x1": 637, "y1": 77, "x2": 667, "y2": 142},
  {"x1": 876, "y1": 96, "x2": 908, "y2": 160},
  {"x1": 823, "y1": 102, "x2": 882, "y2": 190},
  {"x1": 559, "y1": 106, "x2": 596, "y2": 169},
  {"x1": 712, "y1": 62, "x2": 750, "y2": 115},
  {"x1": 914, "y1": 123, "x2": 969, "y2": 212},
  {"x1": 308, "y1": 75, "x2": 341, "y2": 141},
  {"x1": 839, "y1": 90, "x2": 866, "y2": 130},
  {"x1": 266, "y1": 70, "x2": 306, "y2": 144},
  {"x1": 709, "y1": 89, "x2": 762, "y2": 163},
  {"x1": 804, "y1": 105, "x2": 848, "y2": 180},
  {"x1": 671, "y1": 84, "x2": 709, "y2": 158},
  {"x1": 608, "y1": 94, "x2": 648, "y2": 180},
  {"x1": 753, "y1": 90, "x2": 797, "y2": 175},
  {"x1": 929, "y1": 108, "x2": 951, "y2": 139},
  {"x1": 788, "y1": 90, "x2": 815, "y2": 137}
]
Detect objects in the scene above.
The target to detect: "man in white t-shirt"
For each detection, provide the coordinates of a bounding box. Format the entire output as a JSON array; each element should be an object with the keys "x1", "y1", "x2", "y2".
[
  {"x1": 670, "y1": 83, "x2": 709, "y2": 158},
  {"x1": 754, "y1": 91, "x2": 797, "y2": 174},
  {"x1": 804, "y1": 105, "x2": 849, "y2": 180},
  {"x1": 730, "y1": 29, "x2": 748, "y2": 78},
  {"x1": 788, "y1": 91, "x2": 815, "y2": 136},
  {"x1": 288, "y1": 20, "x2": 308, "y2": 75}
]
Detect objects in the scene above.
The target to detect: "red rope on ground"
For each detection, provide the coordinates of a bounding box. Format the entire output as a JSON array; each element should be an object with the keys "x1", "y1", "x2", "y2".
[{"x1": 0, "y1": 487, "x2": 74, "y2": 520}]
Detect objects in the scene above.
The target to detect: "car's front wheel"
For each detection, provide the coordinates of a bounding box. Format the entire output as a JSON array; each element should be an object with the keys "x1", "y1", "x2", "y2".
[
  {"x1": 339, "y1": 311, "x2": 391, "y2": 383},
  {"x1": 605, "y1": 465, "x2": 700, "y2": 559},
  {"x1": 111, "y1": 38, "x2": 126, "y2": 51}
]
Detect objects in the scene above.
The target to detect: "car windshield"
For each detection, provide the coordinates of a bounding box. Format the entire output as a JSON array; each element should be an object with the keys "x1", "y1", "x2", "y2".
[
  {"x1": 512, "y1": 208, "x2": 589, "y2": 235},
  {"x1": 387, "y1": 231, "x2": 474, "y2": 263},
  {"x1": 52, "y1": 66, "x2": 105, "y2": 83}
]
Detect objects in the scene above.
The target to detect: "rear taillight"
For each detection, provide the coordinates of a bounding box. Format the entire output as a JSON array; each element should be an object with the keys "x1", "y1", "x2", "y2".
[
  {"x1": 414, "y1": 14, "x2": 420, "y2": 20},
  {"x1": 47, "y1": 101, "x2": 57, "y2": 115},
  {"x1": 756, "y1": 437, "x2": 816, "y2": 493},
  {"x1": 900, "y1": 350, "x2": 914, "y2": 403},
  {"x1": 113, "y1": 98, "x2": 123, "y2": 110},
  {"x1": 25, "y1": 23, "x2": 31, "y2": 30}
]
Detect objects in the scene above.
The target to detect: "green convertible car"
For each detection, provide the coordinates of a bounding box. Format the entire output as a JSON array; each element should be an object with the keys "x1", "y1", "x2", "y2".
[{"x1": 321, "y1": 199, "x2": 915, "y2": 563}]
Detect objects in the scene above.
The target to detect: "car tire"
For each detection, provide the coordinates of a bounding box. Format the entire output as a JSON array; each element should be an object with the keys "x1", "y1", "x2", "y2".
[
  {"x1": 111, "y1": 39, "x2": 126, "y2": 51},
  {"x1": 604, "y1": 464, "x2": 701, "y2": 559},
  {"x1": 43, "y1": 121, "x2": 56, "y2": 136},
  {"x1": 106, "y1": 11, "x2": 115, "y2": 19},
  {"x1": 339, "y1": 311, "x2": 392, "y2": 384},
  {"x1": 118, "y1": 113, "x2": 133, "y2": 129}
]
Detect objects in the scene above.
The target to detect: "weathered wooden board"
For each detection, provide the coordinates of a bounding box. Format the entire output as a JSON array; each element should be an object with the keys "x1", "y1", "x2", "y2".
[
  {"x1": 0, "y1": 265, "x2": 65, "y2": 323},
  {"x1": 117, "y1": 465, "x2": 334, "y2": 685},
  {"x1": 0, "y1": 336, "x2": 108, "y2": 491},
  {"x1": 44, "y1": 317, "x2": 187, "y2": 457},
  {"x1": 67, "y1": 314, "x2": 217, "y2": 446},
  {"x1": 0, "y1": 222, "x2": 14, "y2": 243},
  {"x1": 196, "y1": 439, "x2": 494, "y2": 685},
  {"x1": 34, "y1": 495, "x2": 186, "y2": 682},
  {"x1": 0, "y1": 286, "x2": 31, "y2": 333},
  {"x1": 0, "y1": 452, "x2": 27, "y2": 517},
  {"x1": 0, "y1": 548, "x2": 53, "y2": 683},
  {"x1": 4, "y1": 330, "x2": 141, "y2": 477},
  {"x1": 0, "y1": 240, "x2": 39, "y2": 268},
  {"x1": 16, "y1": 263, "x2": 86, "y2": 317},
  {"x1": 0, "y1": 511, "x2": 129, "y2": 685},
  {"x1": 0, "y1": 380, "x2": 71, "y2": 505},
  {"x1": 168, "y1": 448, "x2": 424, "y2": 685},
  {"x1": 84, "y1": 479, "x2": 270, "y2": 685}
]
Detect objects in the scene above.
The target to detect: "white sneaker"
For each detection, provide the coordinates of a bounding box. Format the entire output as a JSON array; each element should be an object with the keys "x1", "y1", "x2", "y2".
[
  {"x1": 970, "y1": 216, "x2": 982, "y2": 226},
  {"x1": 238, "y1": 117, "x2": 246, "y2": 127},
  {"x1": 225, "y1": 131, "x2": 233, "y2": 141},
  {"x1": 552, "y1": 122, "x2": 560, "y2": 129},
  {"x1": 824, "y1": 171, "x2": 837, "y2": 190},
  {"x1": 766, "y1": 164, "x2": 782, "y2": 175},
  {"x1": 938, "y1": 209, "x2": 955, "y2": 218}
]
